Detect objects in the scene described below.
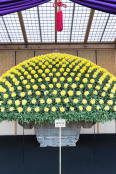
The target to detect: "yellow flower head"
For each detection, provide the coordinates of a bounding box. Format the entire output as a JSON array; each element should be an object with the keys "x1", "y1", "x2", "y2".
[
  {"x1": 53, "y1": 78, "x2": 57, "y2": 82},
  {"x1": 64, "y1": 98, "x2": 69, "y2": 103},
  {"x1": 44, "y1": 107, "x2": 49, "y2": 112},
  {"x1": 1, "y1": 107, "x2": 5, "y2": 112},
  {"x1": 68, "y1": 90, "x2": 73, "y2": 96},
  {"x1": 22, "y1": 99, "x2": 27, "y2": 105},
  {"x1": 113, "y1": 106, "x2": 116, "y2": 111},
  {"x1": 49, "y1": 84, "x2": 53, "y2": 88},
  {"x1": 28, "y1": 90, "x2": 32, "y2": 95},
  {"x1": 45, "y1": 77, "x2": 50, "y2": 81},
  {"x1": 35, "y1": 107, "x2": 40, "y2": 112},
  {"x1": 70, "y1": 107, "x2": 74, "y2": 111},
  {"x1": 11, "y1": 92, "x2": 16, "y2": 97},
  {"x1": 76, "y1": 91, "x2": 81, "y2": 95},
  {"x1": 104, "y1": 105, "x2": 110, "y2": 111},
  {"x1": 86, "y1": 106, "x2": 92, "y2": 111},
  {"x1": 52, "y1": 90, "x2": 57, "y2": 95},
  {"x1": 91, "y1": 99, "x2": 95, "y2": 104},
  {"x1": 17, "y1": 107, "x2": 23, "y2": 113},
  {"x1": 41, "y1": 84, "x2": 46, "y2": 89},
  {"x1": 7, "y1": 100, "x2": 12, "y2": 105},
  {"x1": 107, "y1": 100, "x2": 113, "y2": 105},
  {"x1": 83, "y1": 78, "x2": 88, "y2": 83},
  {"x1": 84, "y1": 91, "x2": 89, "y2": 96},
  {"x1": 67, "y1": 77, "x2": 72, "y2": 82},
  {"x1": 96, "y1": 105, "x2": 101, "y2": 110},
  {"x1": 72, "y1": 84, "x2": 77, "y2": 89},
  {"x1": 33, "y1": 85, "x2": 38, "y2": 90},
  {"x1": 82, "y1": 99, "x2": 87, "y2": 104},
  {"x1": 73, "y1": 99, "x2": 78, "y2": 104},
  {"x1": 61, "y1": 90, "x2": 66, "y2": 96},
  {"x1": 4, "y1": 94, "x2": 8, "y2": 99},
  {"x1": 55, "y1": 98, "x2": 61, "y2": 103},
  {"x1": 51, "y1": 106, "x2": 56, "y2": 112},
  {"x1": 64, "y1": 83, "x2": 68, "y2": 88},
  {"x1": 99, "y1": 99, "x2": 104, "y2": 104},
  {"x1": 79, "y1": 106, "x2": 83, "y2": 111},
  {"x1": 60, "y1": 77, "x2": 65, "y2": 82},
  {"x1": 80, "y1": 84, "x2": 84, "y2": 88},
  {"x1": 20, "y1": 92, "x2": 25, "y2": 98},
  {"x1": 56, "y1": 83, "x2": 61, "y2": 88},
  {"x1": 60, "y1": 107, "x2": 65, "y2": 112},
  {"x1": 47, "y1": 98, "x2": 52, "y2": 104},
  {"x1": 40, "y1": 99, "x2": 45, "y2": 104},
  {"x1": 32, "y1": 99, "x2": 36, "y2": 104},
  {"x1": 27, "y1": 107, "x2": 31, "y2": 112},
  {"x1": 15, "y1": 100, "x2": 20, "y2": 106},
  {"x1": 9, "y1": 107, "x2": 14, "y2": 111}
]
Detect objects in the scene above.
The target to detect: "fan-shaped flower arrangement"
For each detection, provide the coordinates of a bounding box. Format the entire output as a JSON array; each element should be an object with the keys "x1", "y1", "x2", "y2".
[{"x1": 0, "y1": 53, "x2": 116, "y2": 124}]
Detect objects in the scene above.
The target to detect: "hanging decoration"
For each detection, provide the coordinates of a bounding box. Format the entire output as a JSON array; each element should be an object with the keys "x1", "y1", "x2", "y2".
[{"x1": 53, "y1": 0, "x2": 67, "y2": 32}]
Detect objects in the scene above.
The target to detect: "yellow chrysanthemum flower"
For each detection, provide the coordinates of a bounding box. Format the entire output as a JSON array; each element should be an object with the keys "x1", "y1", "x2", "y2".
[
  {"x1": 76, "y1": 91, "x2": 81, "y2": 95},
  {"x1": 104, "y1": 105, "x2": 110, "y2": 111},
  {"x1": 53, "y1": 78, "x2": 57, "y2": 82},
  {"x1": 17, "y1": 86, "x2": 22, "y2": 90},
  {"x1": 60, "y1": 77, "x2": 65, "y2": 82},
  {"x1": 56, "y1": 83, "x2": 61, "y2": 88},
  {"x1": 51, "y1": 106, "x2": 56, "y2": 112},
  {"x1": 9, "y1": 87, "x2": 14, "y2": 92},
  {"x1": 113, "y1": 106, "x2": 116, "y2": 111},
  {"x1": 83, "y1": 78, "x2": 88, "y2": 83},
  {"x1": 22, "y1": 99, "x2": 27, "y2": 105},
  {"x1": 70, "y1": 107, "x2": 74, "y2": 111},
  {"x1": 9, "y1": 107, "x2": 14, "y2": 111},
  {"x1": 72, "y1": 84, "x2": 77, "y2": 89},
  {"x1": 56, "y1": 72, "x2": 60, "y2": 76},
  {"x1": 86, "y1": 106, "x2": 92, "y2": 111},
  {"x1": 68, "y1": 90, "x2": 73, "y2": 96},
  {"x1": 96, "y1": 105, "x2": 101, "y2": 110},
  {"x1": 67, "y1": 77, "x2": 72, "y2": 82},
  {"x1": 27, "y1": 107, "x2": 31, "y2": 112},
  {"x1": 52, "y1": 90, "x2": 57, "y2": 95},
  {"x1": 33, "y1": 85, "x2": 38, "y2": 90},
  {"x1": 3, "y1": 94, "x2": 8, "y2": 99},
  {"x1": 82, "y1": 99, "x2": 87, "y2": 104},
  {"x1": 40, "y1": 99, "x2": 45, "y2": 104},
  {"x1": 11, "y1": 92, "x2": 16, "y2": 97},
  {"x1": 107, "y1": 100, "x2": 113, "y2": 105},
  {"x1": 35, "y1": 107, "x2": 40, "y2": 112},
  {"x1": 15, "y1": 100, "x2": 20, "y2": 106},
  {"x1": 20, "y1": 92, "x2": 25, "y2": 98},
  {"x1": 28, "y1": 90, "x2": 32, "y2": 95},
  {"x1": 84, "y1": 91, "x2": 89, "y2": 96},
  {"x1": 64, "y1": 98, "x2": 69, "y2": 103},
  {"x1": 90, "y1": 79, "x2": 95, "y2": 83},
  {"x1": 91, "y1": 99, "x2": 95, "y2": 104},
  {"x1": 1, "y1": 107, "x2": 5, "y2": 112},
  {"x1": 45, "y1": 77, "x2": 50, "y2": 81},
  {"x1": 32, "y1": 99, "x2": 36, "y2": 104},
  {"x1": 80, "y1": 84, "x2": 84, "y2": 88},
  {"x1": 47, "y1": 98, "x2": 52, "y2": 104},
  {"x1": 26, "y1": 85, "x2": 30, "y2": 89},
  {"x1": 17, "y1": 107, "x2": 23, "y2": 113},
  {"x1": 73, "y1": 99, "x2": 78, "y2": 104},
  {"x1": 75, "y1": 77, "x2": 80, "y2": 81},
  {"x1": 64, "y1": 83, "x2": 68, "y2": 88},
  {"x1": 44, "y1": 107, "x2": 49, "y2": 112},
  {"x1": 49, "y1": 84, "x2": 53, "y2": 88},
  {"x1": 55, "y1": 98, "x2": 61, "y2": 103},
  {"x1": 88, "y1": 84, "x2": 92, "y2": 88},
  {"x1": 61, "y1": 90, "x2": 66, "y2": 96},
  {"x1": 60, "y1": 107, "x2": 65, "y2": 112},
  {"x1": 79, "y1": 106, "x2": 83, "y2": 111},
  {"x1": 41, "y1": 84, "x2": 46, "y2": 89},
  {"x1": 99, "y1": 99, "x2": 104, "y2": 104},
  {"x1": 38, "y1": 78, "x2": 42, "y2": 82}
]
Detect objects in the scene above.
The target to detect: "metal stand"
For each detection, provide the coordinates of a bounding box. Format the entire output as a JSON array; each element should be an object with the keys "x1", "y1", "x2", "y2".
[{"x1": 59, "y1": 127, "x2": 61, "y2": 174}]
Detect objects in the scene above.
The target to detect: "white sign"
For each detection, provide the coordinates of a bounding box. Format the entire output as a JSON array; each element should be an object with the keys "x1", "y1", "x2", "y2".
[{"x1": 55, "y1": 119, "x2": 66, "y2": 128}]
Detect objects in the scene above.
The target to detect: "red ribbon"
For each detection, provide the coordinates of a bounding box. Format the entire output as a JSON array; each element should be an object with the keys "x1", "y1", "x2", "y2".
[{"x1": 53, "y1": 0, "x2": 67, "y2": 11}]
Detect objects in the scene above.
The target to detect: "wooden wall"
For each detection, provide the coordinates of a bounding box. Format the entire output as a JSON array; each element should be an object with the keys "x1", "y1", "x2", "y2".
[{"x1": 0, "y1": 49, "x2": 116, "y2": 135}]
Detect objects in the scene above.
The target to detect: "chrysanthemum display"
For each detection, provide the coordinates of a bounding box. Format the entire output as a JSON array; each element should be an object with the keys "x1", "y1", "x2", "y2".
[{"x1": 0, "y1": 53, "x2": 116, "y2": 124}]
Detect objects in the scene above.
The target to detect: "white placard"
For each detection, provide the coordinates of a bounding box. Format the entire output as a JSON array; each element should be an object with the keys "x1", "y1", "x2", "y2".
[{"x1": 55, "y1": 119, "x2": 66, "y2": 128}]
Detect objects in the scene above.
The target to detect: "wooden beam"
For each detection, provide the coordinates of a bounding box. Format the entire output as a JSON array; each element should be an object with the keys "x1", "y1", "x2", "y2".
[
  {"x1": 18, "y1": 11, "x2": 28, "y2": 45},
  {"x1": 100, "y1": 14, "x2": 110, "y2": 42},
  {"x1": 55, "y1": 0, "x2": 57, "y2": 43},
  {"x1": 0, "y1": 44, "x2": 115, "y2": 50},
  {"x1": 84, "y1": 9, "x2": 95, "y2": 43},
  {"x1": 37, "y1": 6, "x2": 42, "y2": 42},
  {"x1": 70, "y1": 3, "x2": 75, "y2": 42}
]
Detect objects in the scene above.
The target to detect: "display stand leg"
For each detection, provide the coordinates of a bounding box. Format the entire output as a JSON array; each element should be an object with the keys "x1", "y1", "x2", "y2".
[
  {"x1": 93, "y1": 124, "x2": 95, "y2": 161},
  {"x1": 59, "y1": 127, "x2": 61, "y2": 174},
  {"x1": 23, "y1": 124, "x2": 24, "y2": 162}
]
